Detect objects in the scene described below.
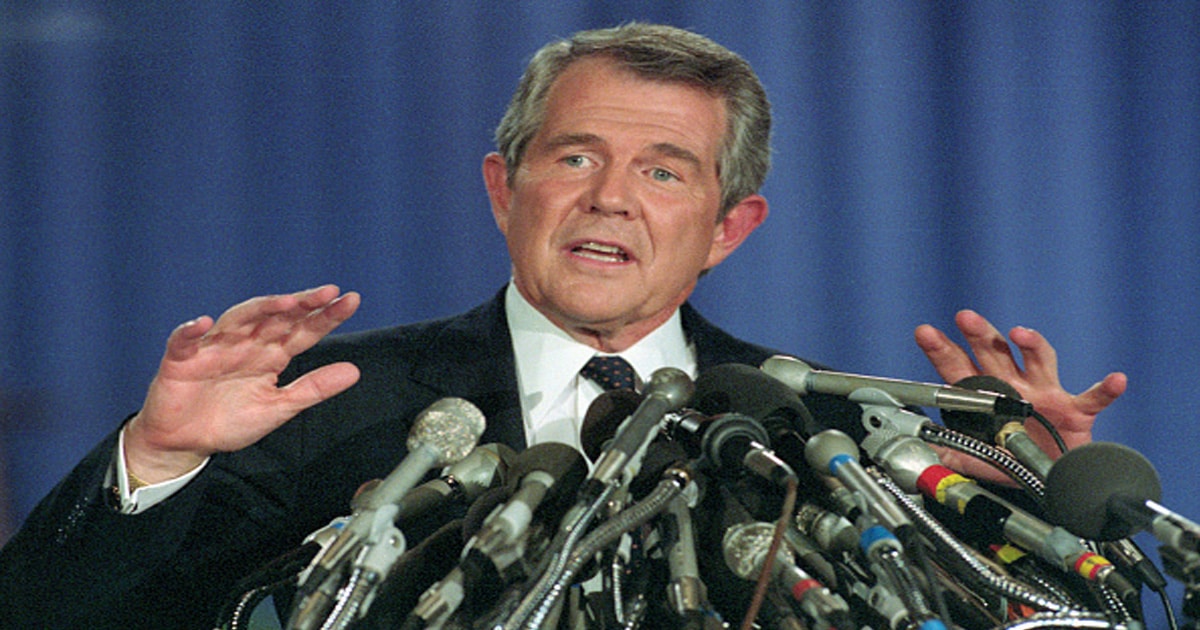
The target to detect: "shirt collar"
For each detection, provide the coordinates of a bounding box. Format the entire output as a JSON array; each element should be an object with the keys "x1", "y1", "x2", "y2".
[{"x1": 505, "y1": 282, "x2": 694, "y2": 402}]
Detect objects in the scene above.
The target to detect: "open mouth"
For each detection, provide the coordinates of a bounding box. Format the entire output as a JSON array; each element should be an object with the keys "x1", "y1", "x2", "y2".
[{"x1": 572, "y1": 241, "x2": 630, "y2": 263}]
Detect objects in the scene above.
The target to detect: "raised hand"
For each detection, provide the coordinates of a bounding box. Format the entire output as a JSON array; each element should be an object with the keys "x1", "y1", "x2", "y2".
[
  {"x1": 123, "y1": 285, "x2": 362, "y2": 483},
  {"x1": 914, "y1": 309, "x2": 1126, "y2": 473}
]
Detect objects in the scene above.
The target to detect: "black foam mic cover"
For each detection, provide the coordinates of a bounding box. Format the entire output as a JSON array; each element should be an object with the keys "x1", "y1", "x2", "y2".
[
  {"x1": 580, "y1": 389, "x2": 644, "y2": 462},
  {"x1": 693, "y1": 363, "x2": 812, "y2": 435},
  {"x1": 628, "y1": 439, "x2": 690, "y2": 500},
  {"x1": 939, "y1": 375, "x2": 1023, "y2": 440},
  {"x1": 463, "y1": 485, "x2": 512, "y2": 542},
  {"x1": 1043, "y1": 441, "x2": 1163, "y2": 541}
]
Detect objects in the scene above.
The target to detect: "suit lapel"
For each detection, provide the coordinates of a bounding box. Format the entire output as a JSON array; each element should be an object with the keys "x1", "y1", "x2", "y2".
[
  {"x1": 683, "y1": 302, "x2": 776, "y2": 371},
  {"x1": 406, "y1": 290, "x2": 527, "y2": 451}
]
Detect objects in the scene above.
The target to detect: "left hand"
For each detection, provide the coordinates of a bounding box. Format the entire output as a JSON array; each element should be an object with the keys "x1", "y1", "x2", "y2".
[{"x1": 914, "y1": 309, "x2": 1126, "y2": 470}]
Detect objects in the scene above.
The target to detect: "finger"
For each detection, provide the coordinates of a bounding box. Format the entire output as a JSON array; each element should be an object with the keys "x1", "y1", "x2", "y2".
[
  {"x1": 1073, "y1": 372, "x2": 1128, "y2": 416},
  {"x1": 1006, "y1": 325, "x2": 1062, "y2": 388},
  {"x1": 294, "y1": 284, "x2": 344, "y2": 310},
  {"x1": 162, "y1": 316, "x2": 215, "y2": 362},
  {"x1": 954, "y1": 310, "x2": 1022, "y2": 379},
  {"x1": 211, "y1": 286, "x2": 344, "y2": 345},
  {"x1": 216, "y1": 285, "x2": 339, "y2": 335},
  {"x1": 276, "y1": 361, "x2": 361, "y2": 415},
  {"x1": 281, "y1": 291, "x2": 361, "y2": 356},
  {"x1": 914, "y1": 323, "x2": 979, "y2": 384}
]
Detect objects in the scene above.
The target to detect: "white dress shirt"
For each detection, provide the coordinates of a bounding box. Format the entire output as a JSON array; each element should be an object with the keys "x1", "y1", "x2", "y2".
[{"x1": 504, "y1": 283, "x2": 697, "y2": 456}]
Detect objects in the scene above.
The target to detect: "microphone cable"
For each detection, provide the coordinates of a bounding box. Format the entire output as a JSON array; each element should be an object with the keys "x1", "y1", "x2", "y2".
[
  {"x1": 507, "y1": 467, "x2": 692, "y2": 630},
  {"x1": 995, "y1": 611, "x2": 1135, "y2": 629},
  {"x1": 869, "y1": 468, "x2": 1072, "y2": 614},
  {"x1": 736, "y1": 474, "x2": 798, "y2": 630},
  {"x1": 497, "y1": 481, "x2": 617, "y2": 630},
  {"x1": 216, "y1": 543, "x2": 322, "y2": 630},
  {"x1": 1028, "y1": 409, "x2": 1067, "y2": 456},
  {"x1": 920, "y1": 423, "x2": 1045, "y2": 498}
]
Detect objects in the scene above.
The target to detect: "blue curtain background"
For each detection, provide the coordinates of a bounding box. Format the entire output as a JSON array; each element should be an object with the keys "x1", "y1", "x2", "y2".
[{"x1": 2, "y1": 1, "x2": 1198, "y2": 622}]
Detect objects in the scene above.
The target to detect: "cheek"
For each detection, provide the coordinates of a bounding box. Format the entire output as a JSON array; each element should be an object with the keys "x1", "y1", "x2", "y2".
[
  {"x1": 506, "y1": 209, "x2": 559, "y2": 264},
  {"x1": 661, "y1": 221, "x2": 719, "y2": 264}
]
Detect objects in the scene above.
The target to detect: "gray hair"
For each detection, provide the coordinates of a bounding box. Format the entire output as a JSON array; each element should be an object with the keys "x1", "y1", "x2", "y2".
[{"x1": 494, "y1": 23, "x2": 771, "y2": 218}]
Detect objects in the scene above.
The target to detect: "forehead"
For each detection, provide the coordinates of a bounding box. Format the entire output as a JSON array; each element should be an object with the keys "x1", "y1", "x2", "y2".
[{"x1": 535, "y1": 57, "x2": 727, "y2": 163}]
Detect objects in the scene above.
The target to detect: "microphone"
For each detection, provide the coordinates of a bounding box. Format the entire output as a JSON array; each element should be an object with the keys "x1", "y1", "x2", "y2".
[
  {"x1": 393, "y1": 442, "x2": 516, "y2": 525},
  {"x1": 360, "y1": 398, "x2": 487, "y2": 509},
  {"x1": 703, "y1": 413, "x2": 796, "y2": 485},
  {"x1": 793, "y1": 502, "x2": 913, "y2": 630},
  {"x1": 692, "y1": 363, "x2": 813, "y2": 437},
  {"x1": 588, "y1": 367, "x2": 693, "y2": 487},
  {"x1": 692, "y1": 363, "x2": 817, "y2": 470},
  {"x1": 1044, "y1": 441, "x2": 1199, "y2": 550},
  {"x1": 805, "y1": 430, "x2": 912, "y2": 532},
  {"x1": 468, "y1": 442, "x2": 588, "y2": 561},
  {"x1": 868, "y1": 433, "x2": 1139, "y2": 606},
  {"x1": 805, "y1": 431, "x2": 956, "y2": 627},
  {"x1": 723, "y1": 521, "x2": 853, "y2": 629},
  {"x1": 408, "y1": 442, "x2": 588, "y2": 628},
  {"x1": 580, "y1": 388, "x2": 643, "y2": 462},
  {"x1": 761, "y1": 355, "x2": 1033, "y2": 418},
  {"x1": 940, "y1": 375, "x2": 1052, "y2": 479},
  {"x1": 351, "y1": 518, "x2": 466, "y2": 630},
  {"x1": 289, "y1": 397, "x2": 486, "y2": 630},
  {"x1": 660, "y1": 491, "x2": 723, "y2": 628}
]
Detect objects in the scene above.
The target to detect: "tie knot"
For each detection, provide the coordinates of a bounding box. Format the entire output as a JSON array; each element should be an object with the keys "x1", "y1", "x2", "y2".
[{"x1": 581, "y1": 355, "x2": 638, "y2": 392}]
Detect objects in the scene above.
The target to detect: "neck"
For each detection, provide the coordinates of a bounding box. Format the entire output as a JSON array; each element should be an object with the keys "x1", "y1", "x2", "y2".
[
  {"x1": 561, "y1": 310, "x2": 676, "y2": 353},
  {"x1": 508, "y1": 283, "x2": 685, "y2": 353}
]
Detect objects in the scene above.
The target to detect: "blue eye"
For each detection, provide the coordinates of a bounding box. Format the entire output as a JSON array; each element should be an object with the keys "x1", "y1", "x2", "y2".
[
  {"x1": 650, "y1": 168, "x2": 677, "y2": 182},
  {"x1": 564, "y1": 155, "x2": 588, "y2": 168}
]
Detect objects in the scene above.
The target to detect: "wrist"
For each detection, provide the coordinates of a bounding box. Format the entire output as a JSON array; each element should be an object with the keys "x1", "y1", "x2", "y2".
[{"x1": 122, "y1": 413, "x2": 209, "y2": 485}]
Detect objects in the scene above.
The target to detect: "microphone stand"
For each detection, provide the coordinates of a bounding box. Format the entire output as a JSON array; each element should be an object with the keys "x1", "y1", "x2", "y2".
[
  {"x1": 502, "y1": 468, "x2": 691, "y2": 630},
  {"x1": 1159, "y1": 545, "x2": 1200, "y2": 628}
]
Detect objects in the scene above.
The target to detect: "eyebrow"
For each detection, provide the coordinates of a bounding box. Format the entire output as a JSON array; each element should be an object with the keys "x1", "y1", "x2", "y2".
[
  {"x1": 648, "y1": 142, "x2": 702, "y2": 170},
  {"x1": 541, "y1": 132, "x2": 603, "y2": 152}
]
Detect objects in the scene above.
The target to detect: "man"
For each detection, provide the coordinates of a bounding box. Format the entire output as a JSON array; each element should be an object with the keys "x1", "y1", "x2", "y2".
[{"x1": 0, "y1": 23, "x2": 1125, "y2": 628}]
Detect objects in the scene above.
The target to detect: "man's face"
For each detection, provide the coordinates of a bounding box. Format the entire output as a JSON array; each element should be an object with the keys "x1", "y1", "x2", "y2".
[{"x1": 485, "y1": 57, "x2": 765, "y2": 350}]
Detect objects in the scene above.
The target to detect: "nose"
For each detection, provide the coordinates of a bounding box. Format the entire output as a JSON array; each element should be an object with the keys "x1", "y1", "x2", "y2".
[{"x1": 586, "y1": 165, "x2": 638, "y2": 218}]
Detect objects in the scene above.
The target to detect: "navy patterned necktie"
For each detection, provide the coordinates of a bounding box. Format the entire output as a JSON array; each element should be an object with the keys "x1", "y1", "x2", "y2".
[{"x1": 580, "y1": 355, "x2": 638, "y2": 392}]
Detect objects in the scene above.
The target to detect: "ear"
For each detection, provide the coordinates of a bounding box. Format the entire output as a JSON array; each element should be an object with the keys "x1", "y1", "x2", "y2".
[
  {"x1": 705, "y1": 194, "x2": 769, "y2": 269},
  {"x1": 482, "y1": 152, "x2": 513, "y2": 235}
]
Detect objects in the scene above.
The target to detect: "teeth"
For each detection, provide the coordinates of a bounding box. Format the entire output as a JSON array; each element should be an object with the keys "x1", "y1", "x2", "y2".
[
  {"x1": 582, "y1": 242, "x2": 623, "y2": 254},
  {"x1": 574, "y1": 242, "x2": 628, "y2": 262}
]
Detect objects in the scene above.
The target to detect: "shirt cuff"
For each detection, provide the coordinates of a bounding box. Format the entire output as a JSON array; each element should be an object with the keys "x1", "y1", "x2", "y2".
[{"x1": 114, "y1": 426, "x2": 209, "y2": 515}]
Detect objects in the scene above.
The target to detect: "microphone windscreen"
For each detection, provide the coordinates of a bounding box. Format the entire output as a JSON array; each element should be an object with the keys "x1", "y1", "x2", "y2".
[
  {"x1": 504, "y1": 442, "x2": 588, "y2": 522},
  {"x1": 505, "y1": 442, "x2": 585, "y2": 486},
  {"x1": 939, "y1": 375, "x2": 1022, "y2": 440},
  {"x1": 693, "y1": 364, "x2": 812, "y2": 434},
  {"x1": 407, "y1": 397, "x2": 487, "y2": 465},
  {"x1": 580, "y1": 389, "x2": 643, "y2": 461},
  {"x1": 463, "y1": 485, "x2": 512, "y2": 542},
  {"x1": 1043, "y1": 441, "x2": 1163, "y2": 540},
  {"x1": 628, "y1": 439, "x2": 689, "y2": 500}
]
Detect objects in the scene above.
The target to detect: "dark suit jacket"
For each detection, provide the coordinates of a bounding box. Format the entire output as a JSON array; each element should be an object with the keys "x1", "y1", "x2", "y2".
[{"x1": 0, "y1": 290, "x2": 856, "y2": 628}]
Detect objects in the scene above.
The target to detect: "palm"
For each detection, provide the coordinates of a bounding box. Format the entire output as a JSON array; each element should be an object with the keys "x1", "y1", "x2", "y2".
[{"x1": 125, "y1": 286, "x2": 361, "y2": 480}]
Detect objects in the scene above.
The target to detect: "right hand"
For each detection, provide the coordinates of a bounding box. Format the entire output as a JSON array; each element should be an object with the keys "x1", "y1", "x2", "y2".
[{"x1": 123, "y1": 285, "x2": 362, "y2": 483}]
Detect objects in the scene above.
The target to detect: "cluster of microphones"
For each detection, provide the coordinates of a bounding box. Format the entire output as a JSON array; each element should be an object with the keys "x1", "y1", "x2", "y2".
[{"x1": 215, "y1": 357, "x2": 1200, "y2": 630}]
